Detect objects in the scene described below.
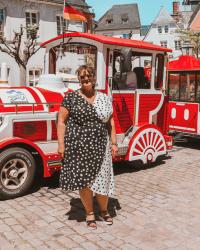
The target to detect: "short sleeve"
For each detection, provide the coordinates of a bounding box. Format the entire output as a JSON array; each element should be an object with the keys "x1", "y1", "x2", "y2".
[{"x1": 61, "y1": 92, "x2": 73, "y2": 111}]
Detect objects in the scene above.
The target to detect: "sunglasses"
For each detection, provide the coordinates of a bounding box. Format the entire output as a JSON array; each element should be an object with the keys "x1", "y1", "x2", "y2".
[{"x1": 79, "y1": 74, "x2": 94, "y2": 80}]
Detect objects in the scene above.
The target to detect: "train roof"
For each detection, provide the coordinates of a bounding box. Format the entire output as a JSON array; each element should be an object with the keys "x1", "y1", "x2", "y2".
[
  {"x1": 41, "y1": 32, "x2": 172, "y2": 53},
  {"x1": 167, "y1": 55, "x2": 200, "y2": 71}
]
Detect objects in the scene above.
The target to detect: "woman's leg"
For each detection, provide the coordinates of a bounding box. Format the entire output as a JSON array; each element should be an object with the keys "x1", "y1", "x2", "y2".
[
  {"x1": 79, "y1": 187, "x2": 94, "y2": 213},
  {"x1": 79, "y1": 187, "x2": 96, "y2": 228},
  {"x1": 95, "y1": 193, "x2": 108, "y2": 212},
  {"x1": 95, "y1": 193, "x2": 113, "y2": 224}
]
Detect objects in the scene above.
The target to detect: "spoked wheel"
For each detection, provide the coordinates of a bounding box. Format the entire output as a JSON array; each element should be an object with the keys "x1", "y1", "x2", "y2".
[
  {"x1": 0, "y1": 148, "x2": 36, "y2": 200},
  {"x1": 128, "y1": 126, "x2": 167, "y2": 164}
]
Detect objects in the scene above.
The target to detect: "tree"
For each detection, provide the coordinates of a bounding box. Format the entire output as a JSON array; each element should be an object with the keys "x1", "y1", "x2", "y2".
[
  {"x1": 177, "y1": 29, "x2": 200, "y2": 58},
  {"x1": 0, "y1": 24, "x2": 40, "y2": 85}
]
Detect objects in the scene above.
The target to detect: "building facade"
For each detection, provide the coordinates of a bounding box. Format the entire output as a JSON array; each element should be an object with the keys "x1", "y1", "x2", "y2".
[
  {"x1": 144, "y1": 7, "x2": 182, "y2": 59},
  {"x1": 94, "y1": 4, "x2": 141, "y2": 40},
  {"x1": 0, "y1": 0, "x2": 93, "y2": 86}
]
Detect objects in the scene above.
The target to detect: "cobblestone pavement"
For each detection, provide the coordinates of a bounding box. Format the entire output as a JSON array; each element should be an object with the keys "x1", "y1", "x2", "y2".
[{"x1": 1, "y1": 140, "x2": 200, "y2": 250}]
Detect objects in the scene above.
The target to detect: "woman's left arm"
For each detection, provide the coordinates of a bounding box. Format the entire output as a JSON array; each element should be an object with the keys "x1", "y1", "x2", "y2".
[{"x1": 107, "y1": 115, "x2": 118, "y2": 158}]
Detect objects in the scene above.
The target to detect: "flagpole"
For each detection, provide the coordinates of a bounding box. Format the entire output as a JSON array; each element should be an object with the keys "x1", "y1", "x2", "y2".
[{"x1": 63, "y1": 0, "x2": 69, "y2": 33}]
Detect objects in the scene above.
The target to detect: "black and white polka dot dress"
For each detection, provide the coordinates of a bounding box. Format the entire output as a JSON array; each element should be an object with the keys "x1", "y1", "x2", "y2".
[{"x1": 59, "y1": 90, "x2": 114, "y2": 196}]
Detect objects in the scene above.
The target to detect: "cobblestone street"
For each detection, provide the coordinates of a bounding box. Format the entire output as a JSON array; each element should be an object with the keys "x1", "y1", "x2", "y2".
[{"x1": 1, "y1": 140, "x2": 200, "y2": 250}]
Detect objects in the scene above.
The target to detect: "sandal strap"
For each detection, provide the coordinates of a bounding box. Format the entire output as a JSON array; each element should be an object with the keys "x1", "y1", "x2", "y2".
[
  {"x1": 87, "y1": 212, "x2": 95, "y2": 216},
  {"x1": 86, "y1": 220, "x2": 96, "y2": 226}
]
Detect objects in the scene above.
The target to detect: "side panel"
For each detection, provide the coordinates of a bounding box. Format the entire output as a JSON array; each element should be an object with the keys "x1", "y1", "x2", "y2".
[
  {"x1": 168, "y1": 101, "x2": 199, "y2": 134},
  {"x1": 135, "y1": 91, "x2": 164, "y2": 125},
  {"x1": 112, "y1": 92, "x2": 135, "y2": 134}
]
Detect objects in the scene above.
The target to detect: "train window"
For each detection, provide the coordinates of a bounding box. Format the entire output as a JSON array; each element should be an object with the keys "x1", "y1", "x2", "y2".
[
  {"x1": 112, "y1": 50, "x2": 152, "y2": 90},
  {"x1": 180, "y1": 74, "x2": 188, "y2": 101},
  {"x1": 196, "y1": 74, "x2": 200, "y2": 102},
  {"x1": 155, "y1": 54, "x2": 164, "y2": 90},
  {"x1": 168, "y1": 73, "x2": 179, "y2": 101},
  {"x1": 169, "y1": 72, "x2": 200, "y2": 103},
  {"x1": 56, "y1": 43, "x2": 97, "y2": 82}
]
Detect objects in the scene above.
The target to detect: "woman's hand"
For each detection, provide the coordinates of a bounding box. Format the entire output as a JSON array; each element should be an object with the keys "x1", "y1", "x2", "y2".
[
  {"x1": 111, "y1": 144, "x2": 118, "y2": 158},
  {"x1": 58, "y1": 143, "x2": 65, "y2": 158}
]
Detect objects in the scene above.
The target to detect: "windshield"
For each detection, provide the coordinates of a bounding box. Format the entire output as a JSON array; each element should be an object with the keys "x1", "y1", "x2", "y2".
[{"x1": 56, "y1": 43, "x2": 97, "y2": 83}]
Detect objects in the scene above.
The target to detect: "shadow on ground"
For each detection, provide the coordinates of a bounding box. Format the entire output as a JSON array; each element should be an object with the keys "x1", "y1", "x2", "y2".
[
  {"x1": 174, "y1": 137, "x2": 200, "y2": 150},
  {"x1": 66, "y1": 196, "x2": 121, "y2": 222}
]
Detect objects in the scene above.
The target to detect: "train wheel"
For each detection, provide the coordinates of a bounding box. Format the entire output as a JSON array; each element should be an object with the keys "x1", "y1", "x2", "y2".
[
  {"x1": 127, "y1": 126, "x2": 167, "y2": 164},
  {"x1": 0, "y1": 148, "x2": 36, "y2": 200}
]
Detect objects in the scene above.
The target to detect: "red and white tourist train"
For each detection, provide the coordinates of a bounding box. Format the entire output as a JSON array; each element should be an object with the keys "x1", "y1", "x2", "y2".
[
  {"x1": 0, "y1": 32, "x2": 173, "y2": 199},
  {"x1": 167, "y1": 55, "x2": 200, "y2": 137}
]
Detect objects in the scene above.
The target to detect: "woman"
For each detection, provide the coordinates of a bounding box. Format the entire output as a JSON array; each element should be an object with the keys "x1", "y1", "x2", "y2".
[{"x1": 57, "y1": 65, "x2": 118, "y2": 229}]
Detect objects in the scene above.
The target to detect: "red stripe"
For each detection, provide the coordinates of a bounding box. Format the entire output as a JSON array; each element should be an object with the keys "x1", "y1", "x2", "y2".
[
  {"x1": 64, "y1": 6, "x2": 82, "y2": 15},
  {"x1": 64, "y1": 5, "x2": 87, "y2": 22},
  {"x1": 64, "y1": 13, "x2": 87, "y2": 22}
]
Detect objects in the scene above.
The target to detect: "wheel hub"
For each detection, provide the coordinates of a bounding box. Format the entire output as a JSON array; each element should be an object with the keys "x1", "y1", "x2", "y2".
[
  {"x1": 1, "y1": 158, "x2": 28, "y2": 190},
  {"x1": 9, "y1": 169, "x2": 18, "y2": 178}
]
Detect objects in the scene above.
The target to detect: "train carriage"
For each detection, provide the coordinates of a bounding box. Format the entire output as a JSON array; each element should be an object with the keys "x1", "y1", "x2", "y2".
[
  {"x1": 0, "y1": 32, "x2": 172, "y2": 199},
  {"x1": 167, "y1": 55, "x2": 200, "y2": 136}
]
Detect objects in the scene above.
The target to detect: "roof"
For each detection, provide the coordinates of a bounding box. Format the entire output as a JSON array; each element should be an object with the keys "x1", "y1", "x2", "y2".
[
  {"x1": 140, "y1": 25, "x2": 151, "y2": 37},
  {"x1": 41, "y1": 32, "x2": 172, "y2": 53},
  {"x1": 35, "y1": 0, "x2": 89, "y2": 7},
  {"x1": 167, "y1": 55, "x2": 200, "y2": 71},
  {"x1": 152, "y1": 6, "x2": 176, "y2": 25},
  {"x1": 188, "y1": 3, "x2": 200, "y2": 26},
  {"x1": 95, "y1": 4, "x2": 140, "y2": 31}
]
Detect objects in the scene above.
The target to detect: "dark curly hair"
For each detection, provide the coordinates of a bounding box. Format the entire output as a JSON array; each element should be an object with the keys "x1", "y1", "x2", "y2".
[{"x1": 76, "y1": 65, "x2": 95, "y2": 77}]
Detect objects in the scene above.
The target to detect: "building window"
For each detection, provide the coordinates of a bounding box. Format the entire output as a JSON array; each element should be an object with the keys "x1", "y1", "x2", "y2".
[
  {"x1": 29, "y1": 68, "x2": 42, "y2": 86},
  {"x1": 121, "y1": 17, "x2": 128, "y2": 24},
  {"x1": 164, "y1": 25, "x2": 169, "y2": 33},
  {"x1": 0, "y1": 9, "x2": 5, "y2": 37},
  {"x1": 106, "y1": 19, "x2": 113, "y2": 25},
  {"x1": 122, "y1": 34, "x2": 129, "y2": 39},
  {"x1": 56, "y1": 16, "x2": 66, "y2": 35},
  {"x1": 25, "y1": 12, "x2": 38, "y2": 26},
  {"x1": 158, "y1": 26, "x2": 162, "y2": 33},
  {"x1": 175, "y1": 40, "x2": 181, "y2": 50},
  {"x1": 103, "y1": 33, "x2": 113, "y2": 37},
  {"x1": 160, "y1": 40, "x2": 168, "y2": 48}
]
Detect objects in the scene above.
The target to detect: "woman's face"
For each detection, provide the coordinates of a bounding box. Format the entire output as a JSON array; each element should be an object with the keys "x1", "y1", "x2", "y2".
[{"x1": 78, "y1": 69, "x2": 95, "y2": 92}]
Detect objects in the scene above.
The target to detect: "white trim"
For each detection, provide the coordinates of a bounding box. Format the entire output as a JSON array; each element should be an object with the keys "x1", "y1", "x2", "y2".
[
  {"x1": 135, "y1": 91, "x2": 140, "y2": 125},
  {"x1": 30, "y1": 87, "x2": 49, "y2": 112},
  {"x1": 197, "y1": 110, "x2": 200, "y2": 135},
  {"x1": 47, "y1": 120, "x2": 52, "y2": 141},
  {"x1": 149, "y1": 92, "x2": 164, "y2": 123},
  {"x1": 112, "y1": 90, "x2": 136, "y2": 94},
  {"x1": 150, "y1": 53, "x2": 156, "y2": 90},
  {"x1": 163, "y1": 55, "x2": 167, "y2": 90},
  {"x1": 169, "y1": 125, "x2": 196, "y2": 132},
  {"x1": 36, "y1": 141, "x2": 58, "y2": 153}
]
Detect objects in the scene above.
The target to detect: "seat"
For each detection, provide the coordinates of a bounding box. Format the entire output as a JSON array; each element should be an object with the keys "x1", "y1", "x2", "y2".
[
  {"x1": 133, "y1": 67, "x2": 149, "y2": 89},
  {"x1": 126, "y1": 71, "x2": 137, "y2": 89}
]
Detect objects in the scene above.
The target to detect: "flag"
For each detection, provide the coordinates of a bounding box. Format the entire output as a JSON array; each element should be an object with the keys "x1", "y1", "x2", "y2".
[{"x1": 64, "y1": 2, "x2": 87, "y2": 22}]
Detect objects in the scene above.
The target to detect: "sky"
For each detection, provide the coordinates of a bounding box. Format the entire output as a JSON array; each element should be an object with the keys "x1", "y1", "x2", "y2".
[{"x1": 86, "y1": 0, "x2": 173, "y2": 25}]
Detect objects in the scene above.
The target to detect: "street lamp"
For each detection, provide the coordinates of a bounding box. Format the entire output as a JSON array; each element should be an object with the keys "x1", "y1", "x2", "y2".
[
  {"x1": 56, "y1": 42, "x2": 65, "y2": 60},
  {"x1": 181, "y1": 39, "x2": 194, "y2": 56}
]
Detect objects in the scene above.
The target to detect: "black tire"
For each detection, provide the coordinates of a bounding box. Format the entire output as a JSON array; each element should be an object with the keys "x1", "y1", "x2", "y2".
[{"x1": 0, "y1": 147, "x2": 36, "y2": 200}]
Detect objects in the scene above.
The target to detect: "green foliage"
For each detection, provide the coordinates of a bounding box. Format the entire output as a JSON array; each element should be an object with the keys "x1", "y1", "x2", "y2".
[{"x1": 177, "y1": 29, "x2": 200, "y2": 58}]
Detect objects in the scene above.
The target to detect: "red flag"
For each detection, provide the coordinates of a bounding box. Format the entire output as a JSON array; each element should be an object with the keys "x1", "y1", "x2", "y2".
[{"x1": 64, "y1": 2, "x2": 87, "y2": 22}]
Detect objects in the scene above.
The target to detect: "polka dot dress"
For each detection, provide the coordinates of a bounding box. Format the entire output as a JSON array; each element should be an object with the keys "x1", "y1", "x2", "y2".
[{"x1": 59, "y1": 90, "x2": 114, "y2": 196}]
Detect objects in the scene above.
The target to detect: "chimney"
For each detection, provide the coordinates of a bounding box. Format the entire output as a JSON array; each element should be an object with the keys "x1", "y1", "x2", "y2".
[{"x1": 173, "y1": 1, "x2": 180, "y2": 14}]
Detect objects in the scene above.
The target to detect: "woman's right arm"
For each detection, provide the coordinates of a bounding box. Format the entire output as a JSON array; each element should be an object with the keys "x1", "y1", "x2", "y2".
[{"x1": 57, "y1": 107, "x2": 69, "y2": 158}]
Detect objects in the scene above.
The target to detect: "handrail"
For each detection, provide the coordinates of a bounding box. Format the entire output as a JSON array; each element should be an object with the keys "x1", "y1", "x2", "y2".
[{"x1": 0, "y1": 102, "x2": 61, "y2": 114}]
